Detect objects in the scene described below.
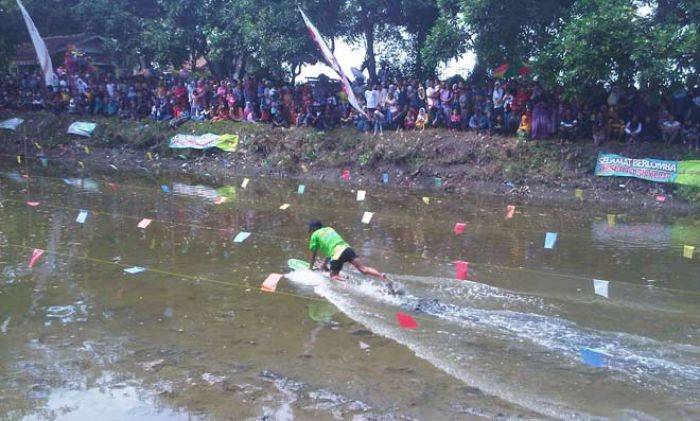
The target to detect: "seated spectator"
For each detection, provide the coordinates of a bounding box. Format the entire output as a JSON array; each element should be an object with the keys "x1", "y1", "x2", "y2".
[
  {"x1": 415, "y1": 107, "x2": 428, "y2": 131},
  {"x1": 404, "y1": 107, "x2": 417, "y2": 130},
  {"x1": 559, "y1": 110, "x2": 578, "y2": 141},
  {"x1": 517, "y1": 111, "x2": 531, "y2": 141},
  {"x1": 624, "y1": 115, "x2": 642, "y2": 143},
  {"x1": 491, "y1": 114, "x2": 505, "y2": 135},
  {"x1": 449, "y1": 108, "x2": 461, "y2": 131},
  {"x1": 592, "y1": 111, "x2": 607, "y2": 145},
  {"x1": 469, "y1": 109, "x2": 488, "y2": 133},
  {"x1": 212, "y1": 105, "x2": 229, "y2": 122},
  {"x1": 661, "y1": 114, "x2": 682, "y2": 145}
]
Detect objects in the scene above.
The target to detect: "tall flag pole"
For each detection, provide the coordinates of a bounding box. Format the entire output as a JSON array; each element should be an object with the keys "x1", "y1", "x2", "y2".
[
  {"x1": 299, "y1": 7, "x2": 365, "y2": 116},
  {"x1": 16, "y1": 0, "x2": 56, "y2": 86}
]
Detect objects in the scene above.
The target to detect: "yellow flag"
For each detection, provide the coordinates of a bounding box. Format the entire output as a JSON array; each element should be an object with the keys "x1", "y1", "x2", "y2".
[
  {"x1": 280, "y1": 203, "x2": 290, "y2": 210},
  {"x1": 84, "y1": 146, "x2": 90, "y2": 154},
  {"x1": 16, "y1": 155, "x2": 21, "y2": 164},
  {"x1": 33, "y1": 142, "x2": 41, "y2": 150},
  {"x1": 607, "y1": 214, "x2": 616, "y2": 227},
  {"x1": 78, "y1": 161, "x2": 84, "y2": 168},
  {"x1": 422, "y1": 197, "x2": 430, "y2": 205},
  {"x1": 146, "y1": 152, "x2": 153, "y2": 161},
  {"x1": 301, "y1": 164, "x2": 309, "y2": 173},
  {"x1": 683, "y1": 245, "x2": 695, "y2": 259},
  {"x1": 575, "y1": 189, "x2": 583, "y2": 200}
]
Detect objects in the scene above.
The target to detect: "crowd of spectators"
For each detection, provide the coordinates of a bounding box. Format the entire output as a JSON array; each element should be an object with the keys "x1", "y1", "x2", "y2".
[{"x1": 1, "y1": 70, "x2": 698, "y2": 151}]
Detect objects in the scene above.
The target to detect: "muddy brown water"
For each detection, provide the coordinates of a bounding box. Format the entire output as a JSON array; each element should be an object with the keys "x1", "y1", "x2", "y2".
[{"x1": 0, "y1": 161, "x2": 698, "y2": 420}]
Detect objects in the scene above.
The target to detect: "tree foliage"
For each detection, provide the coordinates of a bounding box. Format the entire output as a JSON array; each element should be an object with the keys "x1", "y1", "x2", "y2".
[{"x1": 0, "y1": 0, "x2": 696, "y2": 96}]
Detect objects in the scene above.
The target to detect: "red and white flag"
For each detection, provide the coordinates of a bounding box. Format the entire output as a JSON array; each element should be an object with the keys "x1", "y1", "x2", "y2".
[
  {"x1": 16, "y1": 0, "x2": 56, "y2": 86},
  {"x1": 299, "y1": 8, "x2": 365, "y2": 116}
]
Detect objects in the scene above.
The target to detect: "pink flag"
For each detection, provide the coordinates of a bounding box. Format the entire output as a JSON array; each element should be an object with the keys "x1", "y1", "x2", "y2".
[
  {"x1": 261, "y1": 273, "x2": 283, "y2": 293},
  {"x1": 453, "y1": 223, "x2": 466, "y2": 234},
  {"x1": 29, "y1": 248, "x2": 44, "y2": 268},
  {"x1": 26, "y1": 201, "x2": 40, "y2": 207},
  {"x1": 396, "y1": 312, "x2": 419, "y2": 329},
  {"x1": 455, "y1": 261, "x2": 469, "y2": 280},
  {"x1": 299, "y1": 8, "x2": 365, "y2": 116},
  {"x1": 342, "y1": 169, "x2": 350, "y2": 182},
  {"x1": 505, "y1": 205, "x2": 516, "y2": 219}
]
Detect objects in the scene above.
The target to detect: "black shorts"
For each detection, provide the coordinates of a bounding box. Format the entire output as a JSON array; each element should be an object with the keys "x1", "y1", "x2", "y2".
[{"x1": 329, "y1": 248, "x2": 357, "y2": 273}]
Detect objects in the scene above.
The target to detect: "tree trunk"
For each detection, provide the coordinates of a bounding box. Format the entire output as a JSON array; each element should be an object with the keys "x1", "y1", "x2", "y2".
[{"x1": 364, "y1": 26, "x2": 377, "y2": 83}]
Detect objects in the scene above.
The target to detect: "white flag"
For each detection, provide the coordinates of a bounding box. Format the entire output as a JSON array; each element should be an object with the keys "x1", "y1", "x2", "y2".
[
  {"x1": 16, "y1": 0, "x2": 56, "y2": 86},
  {"x1": 299, "y1": 8, "x2": 365, "y2": 116}
]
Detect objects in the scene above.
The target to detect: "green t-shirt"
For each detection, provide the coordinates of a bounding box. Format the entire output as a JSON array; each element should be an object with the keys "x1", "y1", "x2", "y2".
[{"x1": 309, "y1": 227, "x2": 349, "y2": 259}]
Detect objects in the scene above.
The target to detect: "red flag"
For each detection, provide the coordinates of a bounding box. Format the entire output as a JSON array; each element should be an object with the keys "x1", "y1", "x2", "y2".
[
  {"x1": 29, "y1": 248, "x2": 44, "y2": 268},
  {"x1": 453, "y1": 223, "x2": 466, "y2": 234},
  {"x1": 455, "y1": 261, "x2": 469, "y2": 280},
  {"x1": 396, "y1": 312, "x2": 419, "y2": 329},
  {"x1": 505, "y1": 205, "x2": 516, "y2": 219},
  {"x1": 342, "y1": 169, "x2": 350, "y2": 182}
]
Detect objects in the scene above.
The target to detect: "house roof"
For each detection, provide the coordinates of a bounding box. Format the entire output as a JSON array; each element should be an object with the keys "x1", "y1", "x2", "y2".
[{"x1": 13, "y1": 33, "x2": 112, "y2": 65}]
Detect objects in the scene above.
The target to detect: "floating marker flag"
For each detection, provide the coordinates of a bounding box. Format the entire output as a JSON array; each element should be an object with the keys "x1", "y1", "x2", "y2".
[
  {"x1": 33, "y1": 141, "x2": 41, "y2": 150},
  {"x1": 382, "y1": 173, "x2": 389, "y2": 184},
  {"x1": 593, "y1": 279, "x2": 609, "y2": 298},
  {"x1": 84, "y1": 146, "x2": 90, "y2": 154},
  {"x1": 656, "y1": 195, "x2": 666, "y2": 203},
  {"x1": 607, "y1": 214, "x2": 616, "y2": 227},
  {"x1": 280, "y1": 203, "x2": 290, "y2": 210},
  {"x1": 241, "y1": 178, "x2": 249, "y2": 189},
  {"x1": 580, "y1": 348, "x2": 607, "y2": 368},
  {"x1": 298, "y1": 185, "x2": 306, "y2": 195},
  {"x1": 342, "y1": 170, "x2": 350, "y2": 182},
  {"x1": 214, "y1": 196, "x2": 227, "y2": 205},
  {"x1": 78, "y1": 161, "x2": 84, "y2": 168},
  {"x1": 124, "y1": 266, "x2": 146, "y2": 275},
  {"x1": 107, "y1": 183, "x2": 118, "y2": 191},
  {"x1": 683, "y1": 245, "x2": 695, "y2": 259},
  {"x1": 434, "y1": 177, "x2": 443, "y2": 187},
  {"x1": 146, "y1": 152, "x2": 153, "y2": 161},
  {"x1": 137, "y1": 218, "x2": 152, "y2": 229},
  {"x1": 544, "y1": 232, "x2": 558, "y2": 249},
  {"x1": 357, "y1": 190, "x2": 366, "y2": 201},
  {"x1": 40, "y1": 157, "x2": 48, "y2": 167},
  {"x1": 301, "y1": 164, "x2": 309, "y2": 173},
  {"x1": 505, "y1": 205, "x2": 516, "y2": 219},
  {"x1": 16, "y1": 0, "x2": 56, "y2": 86},
  {"x1": 422, "y1": 197, "x2": 431, "y2": 205},
  {"x1": 0, "y1": 118, "x2": 24, "y2": 131},
  {"x1": 455, "y1": 261, "x2": 469, "y2": 280},
  {"x1": 161, "y1": 185, "x2": 170, "y2": 193},
  {"x1": 16, "y1": 155, "x2": 21, "y2": 164},
  {"x1": 396, "y1": 312, "x2": 419, "y2": 330},
  {"x1": 75, "y1": 210, "x2": 88, "y2": 224},
  {"x1": 28, "y1": 248, "x2": 44, "y2": 268},
  {"x1": 26, "y1": 201, "x2": 40, "y2": 207},
  {"x1": 575, "y1": 189, "x2": 584, "y2": 200},
  {"x1": 261, "y1": 273, "x2": 283, "y2": 293},
  {"x1": 233, "y1": 232, "x2": 251, "y2": 243},
  {"x1": 454, "y1": 223, "x2": 466, "y2": 235},
  {"x1": 361, "y1": 212, "x2": 374, "y2": 224}
]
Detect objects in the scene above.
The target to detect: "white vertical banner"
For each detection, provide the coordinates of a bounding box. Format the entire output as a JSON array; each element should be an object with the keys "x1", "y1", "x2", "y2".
[
  {"x1": 299, "y1": 7, "x2": 365, "y2": 116},
  {"x1": 16, "y1": 0, "x2": 56, "y2": 86}
]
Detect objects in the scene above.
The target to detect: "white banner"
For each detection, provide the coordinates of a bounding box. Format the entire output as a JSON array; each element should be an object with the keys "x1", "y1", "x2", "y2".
[
  {"x1": 16, "y1": 0, "x2": 56, "y2": 86},
  {"x1": 299, "y1": 8, "x2": 365, "y2": 116}
]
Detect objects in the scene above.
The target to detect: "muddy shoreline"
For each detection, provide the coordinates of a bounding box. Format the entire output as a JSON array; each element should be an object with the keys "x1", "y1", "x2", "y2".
[{"x1": 1, "y1": 111, "x2": 696, "y2": 214}]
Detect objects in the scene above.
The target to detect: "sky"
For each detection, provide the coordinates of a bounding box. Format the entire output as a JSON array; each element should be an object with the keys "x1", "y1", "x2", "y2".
[{"x1": 299, "y1": 38, "x2": 476, "y2": 82}]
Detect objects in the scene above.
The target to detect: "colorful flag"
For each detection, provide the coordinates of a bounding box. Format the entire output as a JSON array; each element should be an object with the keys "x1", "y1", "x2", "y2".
[
  {"x1": 16, "y1": 0, "x2": 56, "y2": 86},
  {"x1": 453, "y1": 223, "x2": 466, "y2": 234},
  {"x1": 455, "y1": 261, "x2": 469, "y2": 280},
  {"x1": 544, "y1": 232, "x2": 558, "y2": 249},
  {"x1": 261, "y1": 273, "x2": 283, "y2": 293},
  {"x1": 396, "y1": 312, "x2": 419, "y2": 329},
  {"x1": 28, "y1": 248, "x2": 44, "y2": 268},
  {"x1": 299, "y1": 7, "x2": 365, "y2": 116}
]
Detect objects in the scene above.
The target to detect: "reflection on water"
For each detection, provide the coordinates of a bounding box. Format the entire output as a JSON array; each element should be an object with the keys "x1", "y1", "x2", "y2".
[{"x1": 0, "y1": 161, "x2": 698, "y2": 419}]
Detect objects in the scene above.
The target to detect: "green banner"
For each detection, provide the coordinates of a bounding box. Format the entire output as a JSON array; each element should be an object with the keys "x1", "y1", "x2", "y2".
[{"x1": 595, "y1": 153, "x2": 700, "y2": 187}]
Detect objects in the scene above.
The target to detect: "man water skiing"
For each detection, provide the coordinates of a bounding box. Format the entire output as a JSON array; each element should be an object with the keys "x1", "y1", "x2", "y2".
[{"x1": 307, "y1": 220, "x2": 399, "y2": 294}]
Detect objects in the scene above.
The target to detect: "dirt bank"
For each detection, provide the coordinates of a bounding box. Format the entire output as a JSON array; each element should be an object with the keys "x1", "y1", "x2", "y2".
[{"x1": 1, "y1": 111, "x2": 698, "y2": 213}]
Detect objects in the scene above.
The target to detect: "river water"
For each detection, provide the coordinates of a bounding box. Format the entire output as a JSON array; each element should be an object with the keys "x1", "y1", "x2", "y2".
[{"x1": 0, "y1": 161, "x2": 698, "y2": 420}]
